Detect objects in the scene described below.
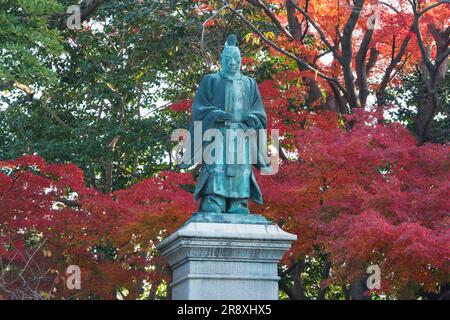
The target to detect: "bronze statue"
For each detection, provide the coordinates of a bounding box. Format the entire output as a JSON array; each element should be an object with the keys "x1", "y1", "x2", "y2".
[{"x1": 180, "y1": 35, "x2": 270, "y2": 217}]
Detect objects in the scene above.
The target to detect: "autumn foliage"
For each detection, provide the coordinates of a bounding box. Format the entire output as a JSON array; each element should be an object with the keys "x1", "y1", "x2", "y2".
[
  {"x1": 1, "y1": 0, "x2": 449, "y2": 300},
  {"x1": 1, "y1": 100, "x2": 448, "y2": 298},
  {"x1": 0, "y1": 155, "x2": 195, "y2": 299},
  {"x1": 255, "y1": 109, "x2": 449, "y2": 296}
]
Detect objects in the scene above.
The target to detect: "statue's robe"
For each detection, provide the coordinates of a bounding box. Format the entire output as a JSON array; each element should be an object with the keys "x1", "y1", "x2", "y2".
[{"x1": 181, "y1": 71, "x2": 270, "y2": 204}]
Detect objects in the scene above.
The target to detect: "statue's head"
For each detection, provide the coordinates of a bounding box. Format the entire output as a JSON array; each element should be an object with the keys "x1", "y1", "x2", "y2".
[{"x1": 221, "y1": 34, "x2": 241, "y2": 76}]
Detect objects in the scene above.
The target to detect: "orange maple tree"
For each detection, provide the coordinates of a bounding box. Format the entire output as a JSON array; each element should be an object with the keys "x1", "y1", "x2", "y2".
[{"x1": 212, "y1": 0, "x2": 449, "y2": 144}]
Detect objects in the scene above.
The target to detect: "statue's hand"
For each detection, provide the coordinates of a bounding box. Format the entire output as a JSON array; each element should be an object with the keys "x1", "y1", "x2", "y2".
[
  {"x1": 242, "y1": 115, "x2": 256, "y2": 127},
  {"x1": 213, "y1": 110, "x2": 232, "y2": 122}
]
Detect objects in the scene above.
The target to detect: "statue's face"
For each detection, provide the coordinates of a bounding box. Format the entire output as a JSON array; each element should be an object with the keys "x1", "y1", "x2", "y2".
[{"x1": 221, "y1": 47, "x2": 241, "y2": 75}]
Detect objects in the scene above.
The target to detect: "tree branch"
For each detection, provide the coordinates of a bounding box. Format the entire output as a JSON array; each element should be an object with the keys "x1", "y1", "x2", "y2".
[
  {"x1": 356, "y1": 28, "x2": 374, "y2": 106},
  {"x1": 247, "y1": 0, "x2": 294, "y2": 39},
  {"x1": 340, "y1": 0, "x2": 365, "y2": 108},
  {"x1": 287, "y1": 0, "x2": 341, "y2": 60},
  {"x1": 433, "y1": 47, "x2": 450, "y2": 79},
  {"x1": 41, "y1": 96, "x2": 72, "y2": 131},
  {"x1": 365, "y1": 47, "x2": 379, "y2": 74},
  {"x1": 418, "y1": 0, "x2": 449, "y2": 17},
  {"x1": 1, "y1": 81, "x2": 35, "y2": 99},
  {"x1": 52, "y1": 0, "x2": 104, "y2": 31},
  {"x1": 285, "y1": 0, "x2": 303, "y2": 41},
  {"x1": 376, "y1": 30, "x2": 412, "y2": 107},
  {"x1": 378, "y1": 1, "x2": 400, "y2": 13},
  {"x1": 56, "y1": 197, "x2": 81, "y2": 207},
  {"x1": 411, "y1": 1, "x2": 448, "y2": 73},
  {"x1": 425, "y1": 128, "x2": 450, "y2": 142},
  {"x1": 218, "y1": 0, "x2": 346, "y2": 93}
]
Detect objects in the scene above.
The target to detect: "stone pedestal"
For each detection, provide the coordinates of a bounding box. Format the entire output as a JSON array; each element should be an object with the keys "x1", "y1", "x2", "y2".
[{"x1": 156, "y1": 217, "x2": 297, "y2": 300}]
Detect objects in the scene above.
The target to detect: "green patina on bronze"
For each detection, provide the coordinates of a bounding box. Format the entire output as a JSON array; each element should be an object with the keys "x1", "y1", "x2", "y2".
[{"x1": 182, "y1": 35, "x2": 271, "y2": 224}]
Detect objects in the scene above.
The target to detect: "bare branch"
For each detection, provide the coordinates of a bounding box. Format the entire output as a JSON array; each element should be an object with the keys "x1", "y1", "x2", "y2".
[
  {"x1": 200, "y1": 4, "x2": 229, "y2": 50},
  {"x1": 218, "y1": 0, "x2": 346, "y2": 93},
  {"x1": 410, "y1": 1, "x2": 448, "y2": 73},
  {"x1": 41, "y1": 96, "x2": 72, "y2": 131},
  {"x1": 287, "y1": 0, "x2": 340, "y2": 60},
  {"x1": 434, "y1": 47, "x2": 450, "y2": 73},
  {"x1": 366, "y1": 47, "x2": 379, "y2": 74},
  {"x1": 356, "y1": 28, "x2": 375, "y2": 106},
  {"x1": 425, "y1": 128, "x2": 450, "y2": 142},
  {"x1": 376, "y1": 30, "x2": 413, "y2": 106},
  {"x1": 378, "y1": 1, "x2": 400, "y2": 13},
  {"x1": 1, "y1": 81, "x2": 35, "y2": 98},
  {"x1": 56, "y1": 197, "x2": 81, "y2": 207},
  {"x1": 248, "y1": 0, "x2": 294, "y2": 39},
  {"x1": 18, "y1": 238, "x2": 48, "y2": 279},
  {"x1": 341, "y1": 0, "x2": 366, "y2": 108},
  {"x1": 418, "y1": 0, "x2": 449, "y2": 17},
  {"x1": 285, "y1": 0, "x2": 303, "y2": 40}
]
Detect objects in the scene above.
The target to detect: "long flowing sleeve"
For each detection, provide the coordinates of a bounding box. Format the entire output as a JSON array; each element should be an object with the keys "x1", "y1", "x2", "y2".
[
  {"x1": 192, "y1": 75, "x2": 221, "y2": 131},
  {"x1": 179, "y1": 75, "x2": 219, "y2": 168}
]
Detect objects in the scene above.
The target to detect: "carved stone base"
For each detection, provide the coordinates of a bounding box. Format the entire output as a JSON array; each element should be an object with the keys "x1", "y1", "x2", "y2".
[{"x1": 156, "y1": 220, "x2": 297, "y2": 300}]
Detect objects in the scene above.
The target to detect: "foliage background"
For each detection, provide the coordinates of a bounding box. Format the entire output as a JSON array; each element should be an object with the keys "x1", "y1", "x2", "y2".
[{"x1": 0, "y1": 0, "x2": 449, "y2": 300}]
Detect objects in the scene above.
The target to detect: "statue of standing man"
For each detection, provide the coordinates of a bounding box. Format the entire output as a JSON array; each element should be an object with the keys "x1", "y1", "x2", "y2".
[{"x1": 180, "y1": 34, "x2": 271, "y2": 216}]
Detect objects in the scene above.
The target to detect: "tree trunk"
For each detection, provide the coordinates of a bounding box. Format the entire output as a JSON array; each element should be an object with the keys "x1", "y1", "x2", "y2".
[
  {"x1": 317, "y1": 261, "x2": 331, "y2": 300},
  {"x1": 350, "y1": 276, "x2": 369, "y2": 300},
  {"x1": 279, "y1": 259, "x2": 306, "y2": 300},
  {"x1": 103, "y1": 160, "x2": 113, "y2": 193}
]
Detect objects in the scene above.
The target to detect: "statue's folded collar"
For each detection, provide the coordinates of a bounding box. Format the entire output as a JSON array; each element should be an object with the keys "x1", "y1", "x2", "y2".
[{"x1": 219, "y1": 70, "x2": 242, "y2": 80}]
